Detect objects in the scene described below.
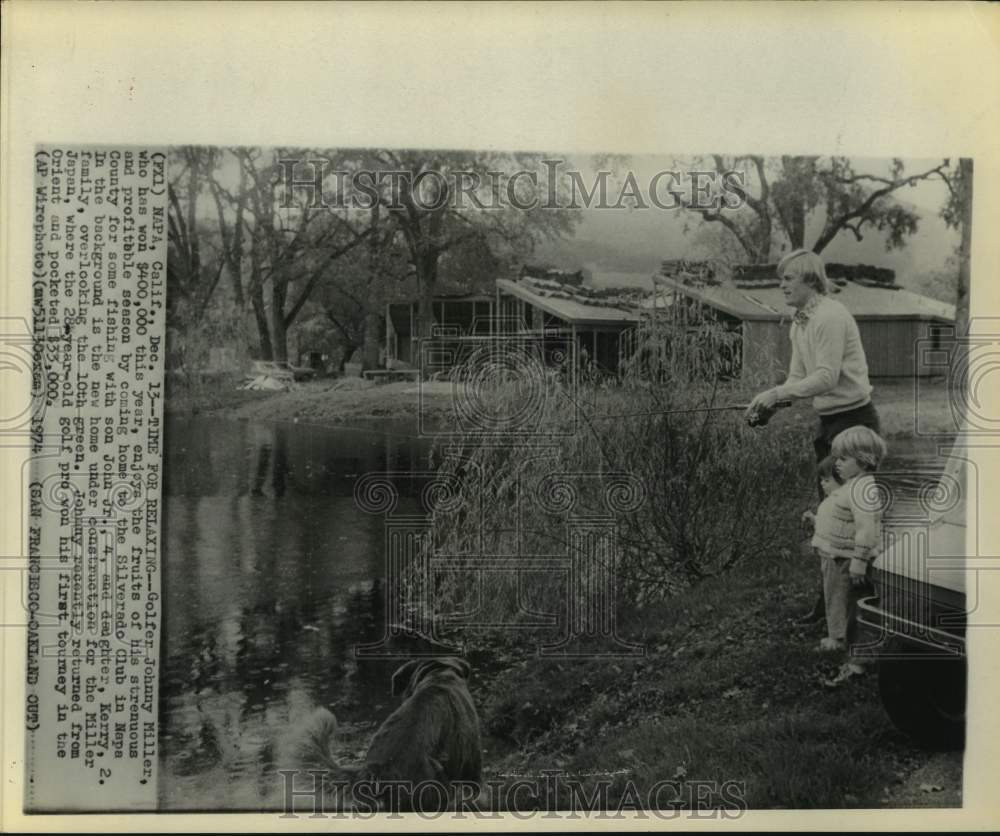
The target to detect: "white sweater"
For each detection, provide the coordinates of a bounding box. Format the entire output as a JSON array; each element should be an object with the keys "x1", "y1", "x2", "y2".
[
  {"x1": 774, "y1": 296, "x2": 873, "y2": 415},
  {"x1": 811, "y1": 474, "x2": 882, "y2": 574}
]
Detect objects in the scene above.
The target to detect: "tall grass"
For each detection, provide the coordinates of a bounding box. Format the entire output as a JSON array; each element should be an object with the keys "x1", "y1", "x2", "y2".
[{"x1": 410, "y1": 314, "x2": 813, "y2": 635}]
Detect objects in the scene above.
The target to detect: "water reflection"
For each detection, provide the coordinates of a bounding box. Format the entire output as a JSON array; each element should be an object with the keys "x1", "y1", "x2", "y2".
[
  {"x1": 878, "y1": 436, "x2": 956, "y2": 519},
  {"x1": 160, "y1": 417, "x2": 430, "y2": 810}
]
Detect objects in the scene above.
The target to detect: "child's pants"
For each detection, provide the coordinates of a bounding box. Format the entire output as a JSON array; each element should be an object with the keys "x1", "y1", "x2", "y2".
[
  {"x1": 820, "y1": 552, "x2": 873, "y2": 669},
  {"x1": 820, "y1": 553, "x2": 859, "y2": 645}
]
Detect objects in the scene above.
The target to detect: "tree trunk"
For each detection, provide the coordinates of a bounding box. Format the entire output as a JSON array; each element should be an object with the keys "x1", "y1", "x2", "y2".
[
  {"x1": 362, "y1": 206, "x2": 382, "y2": 371},
  {"x1": 362, "y1": 310, "x2": 381, "y2": 370},
  {"x1": 249, "y1": 248, "x2": 273, "y2": 360},
  {"x1": 210, "y1": 155, "x2": 247, "y2": 308},
  {"x1": 271, "y1": 277, "x2": 289, "y2": 364},
  {"x1": 338, "y1": 341, "x2": 358, "y2": 373},
  {"x1": 750, "y1": 157, "x2": 773, "y2": 262},
  {"x1": 952, "y1": 158, "x2": 973, "y2": 426},
  {"x1": 955, "y1": 158, "x2": 972, "y2": 337},
  {"x1": 229, "y1": 167, "x2": 247, "y2": 307},
  {"x1": 415, "y1": 252, "x2": 438, "y2": 344},
  {"x1": 788, "y1": 204, "x2": 806, "y2": 250},
  {"x1": 754, "y1": 225, "x2": 772, "y2": 263},
  {"x1": 185, "y1": 151, "x2": 201, "y2": 274},
  {"x1": 250, "y1": 283, "x2": 273, "y2": 361},
  {"x1": 779, "y1": 157, "x2": 808, "y2": 250}
]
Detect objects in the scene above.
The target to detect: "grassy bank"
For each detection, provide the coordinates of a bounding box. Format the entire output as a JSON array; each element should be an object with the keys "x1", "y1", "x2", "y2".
[
  {"x1": 165, "y1": 374, "x2": 958, "y2": 440},
  {"x1": 460, "y1": 548, "x2": 960, "y2": 810},
  {"x1": 164, "y1": 374, "x2": 464, "y2": 424}
]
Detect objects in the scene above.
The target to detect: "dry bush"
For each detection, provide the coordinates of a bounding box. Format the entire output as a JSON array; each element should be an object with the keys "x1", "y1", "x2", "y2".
[{"x1": 409, "y1": 315, "x2": 812, "y2": 633}]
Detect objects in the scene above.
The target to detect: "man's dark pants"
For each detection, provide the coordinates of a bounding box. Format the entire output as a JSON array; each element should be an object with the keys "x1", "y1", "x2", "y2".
[{"x1": 805, "y1": 401, "x2": 881, "y2": 620}]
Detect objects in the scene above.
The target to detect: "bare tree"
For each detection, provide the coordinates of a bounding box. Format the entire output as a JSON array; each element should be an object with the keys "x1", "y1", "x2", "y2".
[
  {"x1": 937, "y1": 158, "x2": 973, "y2": 335},
  {"x1": 311, "y1": 206, "x2": 414, "y2": 371},
  {"x1": 345, "y1": 150, "x2": 580, "y2": 340},
  {"x1": 166, "y1": 147, "x2": 227, "y2": 326},
  {"x1": 676, "y1": 155, "x2": 952, "y2": 263},
  {"x1": 168, "y1": 147, "x2": 581, "y2": 368},
  {"x1": 235, "y1": 148, "x2": 374, "y2": 363}
]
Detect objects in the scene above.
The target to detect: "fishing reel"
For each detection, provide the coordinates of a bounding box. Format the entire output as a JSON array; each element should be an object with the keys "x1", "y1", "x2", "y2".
[{"x1": 745, "y1": 399, "x2": 792, "y2": 428}]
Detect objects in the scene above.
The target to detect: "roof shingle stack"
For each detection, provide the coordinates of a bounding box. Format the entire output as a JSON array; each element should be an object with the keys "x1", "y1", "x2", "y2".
[
  {"x1": 520, "y1": 265, "x2": 586, "y2": 287},
  {"x1": 731, "y1": 264, "x2": 779, "y2": 288},
  {"x1": 825, "y1": 263, "x2": 898, "y2": 290},
  {"x1": 660, "y1": 259, "x2": 719, "y2": 286},
  {"x1": 730, "y1": 261, "x2": 898, "y2": 292},
  {"x1": 516, "y1": 272, "x2": 649, "y2": 311}
]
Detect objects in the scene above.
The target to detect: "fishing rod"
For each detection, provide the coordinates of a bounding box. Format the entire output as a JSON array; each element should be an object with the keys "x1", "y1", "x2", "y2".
[{"x1": 587, "y1": 400, "x2": 793, "y2": 427}]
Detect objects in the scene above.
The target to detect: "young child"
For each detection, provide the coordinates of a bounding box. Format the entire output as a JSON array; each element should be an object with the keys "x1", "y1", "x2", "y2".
[
  {"x1": 801, "y1": 455, "x2": 842, "y2": 536},
  {"x1": 800, "y1": 457, "x2": 842, "y2": 646},
  {"x1": 812, "y1": 426, "x2": 888, "y2": 685}
]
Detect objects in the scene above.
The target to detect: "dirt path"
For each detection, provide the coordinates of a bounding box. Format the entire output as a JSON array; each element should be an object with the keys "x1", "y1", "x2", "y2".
[{"x1": 881, "y1": 750, "x2": 963, "y2": 807}]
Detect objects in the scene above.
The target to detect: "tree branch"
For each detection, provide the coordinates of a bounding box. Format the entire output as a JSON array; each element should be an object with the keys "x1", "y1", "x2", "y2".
[
  {"x1": 813, "y1": 159, "x2": 950, "y2": 252},
  {"x1": 282, "y1": 226, "x2": 374, "y2": 328},
  {"x1": 843, "y1": 221, "x2": 865, "y2": 242},
  {"x1": 683, "y1": 203, "x2": 759, "y2": 261}
]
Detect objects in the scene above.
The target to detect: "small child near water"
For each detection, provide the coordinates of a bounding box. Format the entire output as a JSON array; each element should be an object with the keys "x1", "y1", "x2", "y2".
[
  {"x1": 800, "y1": 455, "x2": 842, "y2": 534},
  {"x1": 805, "y1": 426, "x2": 888, "y2": 685}
]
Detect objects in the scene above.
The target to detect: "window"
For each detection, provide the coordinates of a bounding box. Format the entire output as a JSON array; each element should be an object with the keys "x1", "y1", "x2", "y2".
[{"x1": 929, "y1": 324, "x2": 952, "y2": 352}]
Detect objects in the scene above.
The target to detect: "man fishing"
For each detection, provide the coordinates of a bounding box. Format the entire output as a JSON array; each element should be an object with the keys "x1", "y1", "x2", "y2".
[{"x1": 745, "y1": 249, "x2": 881, "y2": 624}]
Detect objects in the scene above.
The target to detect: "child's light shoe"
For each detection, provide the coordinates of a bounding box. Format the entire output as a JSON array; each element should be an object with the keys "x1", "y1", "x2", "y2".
[
  {"x1": 815, "y1": 637, "x2": 845, "y2": 653},
  {"x1": 823, "y1": 662, "x2": 867, "y2": 688}
]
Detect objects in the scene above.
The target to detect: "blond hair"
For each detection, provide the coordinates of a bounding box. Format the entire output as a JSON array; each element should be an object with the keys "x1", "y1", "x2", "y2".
[
  {"x1": 831, "y1": 426, "x2": 887, "y2": 472},
  {"x1": 777, "y1": 249, "x2": 829, "y2": 295}
]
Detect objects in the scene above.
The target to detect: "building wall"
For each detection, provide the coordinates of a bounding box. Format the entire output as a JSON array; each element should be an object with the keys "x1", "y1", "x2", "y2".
[
  {"x1": 858, "y1": 319, "x2": 952, "y2": 377},
  {"x1": 859, "y1": 319, "x2": 908, "y2": 377},
  {"x1": 742, "y1": 317, "x2": 952, "y2": 381},
  {"x1": 386, "y1": 298, "x2": 495, "y2": 367},
  {"x1": 497, "y1": 294, "x2": 526, "y2": 333}
]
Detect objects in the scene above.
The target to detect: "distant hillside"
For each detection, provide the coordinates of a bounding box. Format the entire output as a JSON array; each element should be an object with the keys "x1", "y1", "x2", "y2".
[{"x1": 533, "y1": 198, "x2": 959, "y2": 294}]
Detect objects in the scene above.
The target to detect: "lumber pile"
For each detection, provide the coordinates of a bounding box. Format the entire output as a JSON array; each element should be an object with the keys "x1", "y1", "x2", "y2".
[
  {"x1": 237, "y1": 361, "x2": 298, "y2": 391},
  {"x1": 518, "y1": 276, "x2": 648, "y2": 311},
  {"x1": 732, "y1": 264, "x2": 780, "y2": 288},
  {"x1": 660, "y1": 259, "x2": 719, "y2": 285},
  {"x1": 731, "y1": 261, "x2": 898, "y2": 291},
  {"x1": 520, "y1": 264, "x2": 586, "y2": 287},
  {"x1": 825, "y1": 262, "x2": 898, "y2": 288}
]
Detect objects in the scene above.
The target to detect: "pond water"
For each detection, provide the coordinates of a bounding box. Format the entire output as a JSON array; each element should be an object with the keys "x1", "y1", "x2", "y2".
[
  {"x1": 158, "y1": 415, "x2": 955, "y2": 810},
  {"x1": 159, "y1": 416, "x2": 435, "y2": 810},
  {"x1": 875, "y1": 435, "x2": 959, "y2": 516}
]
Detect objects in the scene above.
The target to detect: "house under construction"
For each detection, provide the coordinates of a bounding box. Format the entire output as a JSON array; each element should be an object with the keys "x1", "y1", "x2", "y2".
[
  {"x1": 656, "y1": 259, "x2": 956, "y2": 380},
  {"x1": 384, "y1": 261, "x2": 956, "y2": 381}
]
